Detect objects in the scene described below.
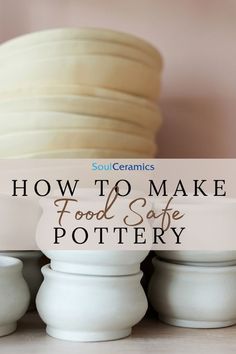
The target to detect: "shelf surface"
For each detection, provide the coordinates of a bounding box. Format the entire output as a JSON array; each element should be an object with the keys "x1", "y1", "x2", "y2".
[{"x1": 1, "y1": 312, "x2": 236, "y2": 354}]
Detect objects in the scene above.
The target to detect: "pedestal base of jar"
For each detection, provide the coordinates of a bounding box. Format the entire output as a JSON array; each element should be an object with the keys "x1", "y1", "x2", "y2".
[
  {"x1": 159, "y1": 316, "x2": 236, "y2": 329},
  {"x1": 50, "y1": 260, "x2": 139, "y2": 276},
  {"x1": 46, "y1": 326, "x2": 131, "y2": 342},
  {"x1": 0, "y1": 323, "x2": 17, "y2": 337}
]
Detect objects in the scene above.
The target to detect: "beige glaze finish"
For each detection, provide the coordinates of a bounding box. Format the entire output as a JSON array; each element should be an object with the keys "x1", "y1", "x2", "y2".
[{"x1": 0, "y1": 0, "x2": 234, "y2": 157}]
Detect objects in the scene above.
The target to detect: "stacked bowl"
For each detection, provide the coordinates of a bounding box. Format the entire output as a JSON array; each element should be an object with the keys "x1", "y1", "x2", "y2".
[
  {"x1": 148, "y1": 197, "x2": 236, "y2": 329},
  {"x1": 0, "y1": 28, "x2": 163, "y2": 158},
  {"x1": 36, "y1": 192, "x2": 149, "y2": 342}
]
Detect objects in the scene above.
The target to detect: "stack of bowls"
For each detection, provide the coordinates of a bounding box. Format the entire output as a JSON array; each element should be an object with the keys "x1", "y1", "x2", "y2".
[
  {"x1": 36, "y1": 191, "x2": 149, "y2": 342},
  {"x1": 148, "y1": 197, "x2": 236, "y2": 328},
  {"x1": 0, "y1": 28, "x2": 163, "y2": 158}
]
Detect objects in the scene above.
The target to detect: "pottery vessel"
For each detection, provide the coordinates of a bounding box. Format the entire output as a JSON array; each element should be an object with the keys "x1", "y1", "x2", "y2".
[
  {"x1": 36, "y1": 189, "x2": 151, "y2": 275},
  {"x1": 0, "y1": 251, "x2": 44, "y2": 309},
  {"x1": 0, "y1": 95, "x2": 159, "y2": 129},
  {"x1": 0, "y1": 129, "x2": 156, "y2": 158},
  {"x1": 36, "y1": 265, "x2": 147, "y2": 341},
  {"x1": 154, "y1": 196, "x2": 236, "y2": 262},
  {"x1": 155, "y1": 250, "x2": 236, "y2": 266},
  {"x1": 0, "y1": 28, "x2": 162, "y2": 68},
  {"x1": 0, "y1": 111, "x2": 159, "y2": 138},
  {"x1": 0, "y1": 55, "x2": 160, "y2": 100},
  {"x1": 0, "y1": 256, "x2": 30, "y2": 336},
  {"x1": 11, "y1": 148, "x2": 149, "y2": 159},
  {"x1": 148, "y1": 258, "x2": 236, "y2": 328},
  {"x1": 43, "y1": 250, "x2": 149, "y2": 276}
]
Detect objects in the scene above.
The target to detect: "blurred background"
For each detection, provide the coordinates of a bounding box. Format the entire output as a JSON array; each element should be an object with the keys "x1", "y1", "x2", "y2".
[{"x1": 0, "y1": 0, "x2": 235, "y2": 158}]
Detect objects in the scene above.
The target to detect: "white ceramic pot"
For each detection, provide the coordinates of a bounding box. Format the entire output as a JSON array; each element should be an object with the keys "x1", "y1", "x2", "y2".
[
  {"x1": 148, "y1": 258, "x2": 236, "y2": 328},
  {"x1": 0, "y1": 95, "x2": 160, "y2": 129},
  {"x1": 0, "y1": 28, "x2": 162, "y2": 69},
  {"x1": 154, "y1": 196, "x2": 236, "y2": 265},
  {"x1": 0, "y1": 256, "x2": 30, "y2": 336},
  {"x1": 0, "y1": 251, "x2": 44, "y2": 309},
  {"x1": 155, "y1": 251, "x2": 236, "y2": 266},
  {"x1": 36, "y1": 189, "x2": 151, "y2": 275},
  {"x1": 36, "y1": 265, "x2": 147, "y2": 342},
  {"x1": 44, "y1": 250, "x2": 149, "y2": 276}
]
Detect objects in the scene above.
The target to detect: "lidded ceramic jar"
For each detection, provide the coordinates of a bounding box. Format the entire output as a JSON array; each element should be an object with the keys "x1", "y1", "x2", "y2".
[
  {"x1": 36, "y1": 188, "x2": 151, "y2": 275},
  {"x1": 0, "y1": 256, "x2": 30, "y2": 336},
  {"x1": 36, "y1": 265, "x2": 148, "y2": 341},
  {"x1": 148, "y1": 258, "x2": 236, "y2": 328}
]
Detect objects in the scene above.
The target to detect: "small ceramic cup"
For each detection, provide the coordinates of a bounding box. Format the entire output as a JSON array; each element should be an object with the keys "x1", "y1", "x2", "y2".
[
  {"x1": 36, "y1": 265, "x2": 148, "y2": 341},
  {"x1": 148, "y1": 258, "x2": 236, "y2": 328},
  {"x1": 0, "y1": 251, "x2": 44, "y2": 310},
  {"x1": 0, "y1": 256, "x2": 30, "y2": 336}
]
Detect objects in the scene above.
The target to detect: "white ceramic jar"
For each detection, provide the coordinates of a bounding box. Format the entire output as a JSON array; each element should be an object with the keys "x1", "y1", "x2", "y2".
[
  {"x1": 148, "y1": 258, "x2": 236, "y2": 328},
  {"x1": 36, "y1": 265, "x2": 148, "y2": 341},
  {"x1": 0, "y1": 251, "x2": 44, "y2": 309},
  {"x1": 36, "y1": 189, "x2": 151, "y2": 275},
  {"x1": 42, "y1": 250, "x2": 149, "y2": 276},
  {"x1": 154, "y1": 196, "x2": 236, "y2": 265},
  {"x1": 0, "y1": 256, "x2": 30, "y2": 336},
  {"x1": 155, "y1": 250, "x2": 236, "y2": 266}
]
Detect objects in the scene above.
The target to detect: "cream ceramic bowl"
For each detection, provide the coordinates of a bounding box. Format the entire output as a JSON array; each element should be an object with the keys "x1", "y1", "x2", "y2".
[
  {"x1": 0, "y1": 28, "x2": 162, "y2": 68},
  {"x1": 148, "y1": 258, "x2": 236, "y2": 328},
  {"x1": 0, "y1": 256, "x2": 30, "y2": 336},
  {"x1": 0, "y1": 129, "x2": 156, "y2": 158},
  {"x1": 0, "y1": 95, "x2": 160, "y2": 129},
  {"x1": 0, "y1": 111, "x2": 160, "y2": 138},
  {"x1": 0, "y1": 56, "x2": 160, "y2": 100},
  {"x1": 0, "y1": 251, "x2": 44, "y2": 310},
  {"x1": 9, "y1": 148, "x2": 151, "y2": 159},
  {"x1": 0, "y1": 84, "x2": 159, "y2": 108},
  {"x1": 0, "y1": 40, "x2": 161, "y2": 70},
  {"x1": 36, "y1": 265, "x2": 148, "y2": 341}
]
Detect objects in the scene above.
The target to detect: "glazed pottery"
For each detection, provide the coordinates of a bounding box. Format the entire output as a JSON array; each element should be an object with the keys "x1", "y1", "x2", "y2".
[
  {"x1": 36, "y1": 265, "x2": 148, "y2": 341},
  {"x1": 0, "y1": 28, "x2": 162, "y2": 68},
  {"x1": 36, "y1": 189, "x2": 152, "y2": 275},
  {"x1": 0, "y1": 55, "x2": 160, "y2": 100},
  {"x1": 0, "y1": 83, "x2": 159, "y2": 107},
  {"x1": 0, "y1": 40, "x2": 161, "y2": 70},
  {"x1": 0, "y1": 256, "x2": 30, "y2": 336},
  {"x1": 154, "y1": 196, "x2": 236, "y2": 264},
  {"x1": 0, "y1": 111, "x2": 160, "y2": 138},
  {"x1": 0, "y1": 95, "x2": 160, "y2": 129},
  {"x1": 0, "y1": 129, "x2": 156, "y2": 158},
  {"x1": 0, "y1": 251, "x2": 44, "y2": 309},
  {"x1": 148, "y1": 258, "x2": 236, "y2": 328},
  {"x1": 9, "y1": 148, "x2": 150, "y2": 159},
  {"x1": 42, "y1": 250, "x2": 149, "y2": 276},
  {"x1": 155, "y1": 250, "x2": 236, "y2": 266}
]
